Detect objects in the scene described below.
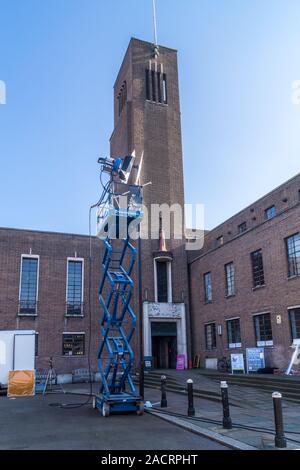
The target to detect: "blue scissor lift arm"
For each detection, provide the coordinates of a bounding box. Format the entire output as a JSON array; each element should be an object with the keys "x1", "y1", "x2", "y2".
[{"x1": 95, "y1": 227, "x2": 143, "y2": 417}]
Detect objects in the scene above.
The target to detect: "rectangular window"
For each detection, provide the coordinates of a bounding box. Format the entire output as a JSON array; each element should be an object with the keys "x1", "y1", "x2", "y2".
[
  {"x1": 251, "y1": 249, "x2": 265, "y2": 287},
  {"x1": 145, "y1": 69, "x2": 151, "y2": 100},
  {"x1": 205, "y1": 323, "x2": 216, "y2": 350},
  {"x1": 62, "y1": 333, "x2": 85, "y2": 356},
  {"x1": 163, "y1": 74, "x2": 168, "y2": 104},
  {"x1": 157, "y1": 72, "x2": 162, "y2": 103},
  {"x1": 19, "y1": 256, "x2": 39, "y2": 314},
  {"x1": 254, "y1": 313, "x2": 273, "y2": 346},
  {"x1": 216, "y1": 236, "x2": 224, "y2": 247},
  {"x1": 117, "y1": 81, "x2": 127, "y2": 116},
  {"x1": 146, "y1": 70, "x2": 168, "y2": 105},
  {"x1": 66, "y1": 259, "x2": 83, "y2": 316},
  {"x1": 225, "y1": 262, "x2": 235, "y2": 297},
  {"x1": 238, "y1": 222, "x2": 247, "y2": 234},
  {"x1": 204, "y1": 272, "x2": 212, "y2": 303},
  {"x1": 226, "y1": 318, "x2": 241, "y2": 348},
  {"x1": 265, "y1": 205, "x2": 276, "y2": 220},
  {"x1": 151, "y1": 70, "x2": 156, "y2": 102},
  {"x1": 157, "y1": 261, "x2": 168, "y2": 303},
  {"x1": 290, "y1": 307, "x2": 300, "y2": 340},
  {"x1": 286, "y1": 233, "x2": 300, "y2": 277}
]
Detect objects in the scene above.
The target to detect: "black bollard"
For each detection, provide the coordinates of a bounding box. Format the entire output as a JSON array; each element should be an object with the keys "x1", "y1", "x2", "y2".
[
  {"x1": 161, "y1": 375, "x2": 167, "y2": 408},
  {"x1": 272, "y1": 392, "x2": 287, "y2": 448},
  {"x1": 221, "y1": 381, "x2": 232, "y2": 429},
  {"x1": 187, "y1": 379, "x2": 195, "y2": 417}
]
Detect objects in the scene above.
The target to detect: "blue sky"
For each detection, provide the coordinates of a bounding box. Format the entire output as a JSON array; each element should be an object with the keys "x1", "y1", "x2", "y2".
[{"x1": 0, "y1": 0, "x2": 300, "y2": 234}]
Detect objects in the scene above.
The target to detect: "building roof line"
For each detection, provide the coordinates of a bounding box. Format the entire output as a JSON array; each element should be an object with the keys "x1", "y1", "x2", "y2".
[
  {"x1": 130, "y1": 37, "x2": 178, "y2": 52},
  {"x1": 205, "y1": 172, "x2": 300, "y2": 235},
  {"x1": 0, "y1": 226, "x2": 98, "y2": 240},
  {"x1": 188, "y1": 199, "x2": 300, "y2": 266}
]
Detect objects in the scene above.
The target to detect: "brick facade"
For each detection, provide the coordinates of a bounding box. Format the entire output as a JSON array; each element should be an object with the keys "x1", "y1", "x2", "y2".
[
  {"x1": 189, "y1": 174, "x2": 300, "y2": 369},
  {"x1": 0, "y1": 227, "x2": 102, "y2": 373}
]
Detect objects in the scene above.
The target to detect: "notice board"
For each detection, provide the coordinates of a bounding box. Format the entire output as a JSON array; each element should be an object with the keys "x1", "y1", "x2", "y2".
[{"x1": 246, "y1": 348, "x2": 265, "y2": 373}]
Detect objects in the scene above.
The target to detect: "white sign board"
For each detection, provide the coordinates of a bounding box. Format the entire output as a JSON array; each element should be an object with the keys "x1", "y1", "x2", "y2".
[
  {"x1": 0, "y1": 330, "x2": 35, "y2": 386},
  {"x1": 231, "y1": 353, "x2": 245, "y2": 373}
]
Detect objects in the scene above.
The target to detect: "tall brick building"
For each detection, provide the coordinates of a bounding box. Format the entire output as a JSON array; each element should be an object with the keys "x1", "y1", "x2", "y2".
[
  {"x1": 0, "y1": 38, "x2": 299, "y2": 376},
  {"x1": 189, "y1": 174, "x2": 300, "y2": 370},
  {"x1": 110, "y1": 38, "x2": 189, "y2": 369}
]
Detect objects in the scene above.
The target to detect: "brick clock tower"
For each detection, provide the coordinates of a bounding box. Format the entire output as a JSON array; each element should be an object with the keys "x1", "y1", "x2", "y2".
[{"x1": 110, "y1": 38, "x2": 189, "y2": 369}]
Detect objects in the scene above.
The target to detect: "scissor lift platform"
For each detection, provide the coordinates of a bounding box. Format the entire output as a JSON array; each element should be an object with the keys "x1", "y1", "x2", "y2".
[
  {"x1": 94, "y1": 393, "x2": 144, "y2": 417},
  {"x1": 95, "y1": 209, "x2": 144, "y2": 417}
]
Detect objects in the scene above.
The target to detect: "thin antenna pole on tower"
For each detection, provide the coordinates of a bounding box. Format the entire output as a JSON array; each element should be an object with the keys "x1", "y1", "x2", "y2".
[{"x1": 152, "y1": 0, "x2": 158, "y2": 46}]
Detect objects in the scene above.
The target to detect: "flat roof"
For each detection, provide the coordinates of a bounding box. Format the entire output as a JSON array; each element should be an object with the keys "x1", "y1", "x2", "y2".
[{"x1": 0, "y1": 226, "x2": 97, "y2": 240}]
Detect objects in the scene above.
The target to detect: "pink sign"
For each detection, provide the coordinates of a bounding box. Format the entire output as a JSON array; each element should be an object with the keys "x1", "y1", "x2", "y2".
[{"x1": 176, "y1": 354, "x2": 185, "y2": 370}]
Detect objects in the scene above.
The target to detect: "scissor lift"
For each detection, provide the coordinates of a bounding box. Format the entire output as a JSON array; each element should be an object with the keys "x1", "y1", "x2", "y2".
[{"x1": 94, "y1": 155, "x2": 144, "y2": 417}]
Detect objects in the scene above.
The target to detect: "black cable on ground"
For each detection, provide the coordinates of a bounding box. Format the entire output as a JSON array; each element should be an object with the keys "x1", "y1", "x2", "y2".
[{"x1": 149, "y1": 407, "x2": 300, "y2": 445}]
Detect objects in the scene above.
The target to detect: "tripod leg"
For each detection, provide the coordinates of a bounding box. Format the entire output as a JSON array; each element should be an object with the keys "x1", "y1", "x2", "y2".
[{"x1": 43, "y1": 372, "x2": 50, "y2": 395}]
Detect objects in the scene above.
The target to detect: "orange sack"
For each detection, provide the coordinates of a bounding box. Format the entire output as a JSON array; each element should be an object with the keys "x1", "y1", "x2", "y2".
[{"x1": 7, "y1": 370, "x2": 35, "y2": 397}]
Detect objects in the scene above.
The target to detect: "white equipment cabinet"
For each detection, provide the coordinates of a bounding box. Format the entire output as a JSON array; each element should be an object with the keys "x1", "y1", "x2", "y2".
[{"x1": 0, "y1": 330, "x2": 36, "y2": 387}]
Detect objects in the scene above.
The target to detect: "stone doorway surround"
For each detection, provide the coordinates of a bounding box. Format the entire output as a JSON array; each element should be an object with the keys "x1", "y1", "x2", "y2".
[{"x1": 143, "y1": 302, "x2": 187, "y2": 368}]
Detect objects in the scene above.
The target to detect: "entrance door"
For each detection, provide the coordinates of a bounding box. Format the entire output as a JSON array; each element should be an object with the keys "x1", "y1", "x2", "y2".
[{"x1": 151, "y1": 322, "x2": 177, "y2": 369}]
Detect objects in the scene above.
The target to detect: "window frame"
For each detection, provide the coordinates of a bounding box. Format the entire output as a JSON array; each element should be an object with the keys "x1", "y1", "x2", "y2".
[
  {"x1": 162, "y1": 73, "x2": 168, "y2": 104},
  {"x1": 226, "y1": 317, "x2": 242, "y2": 348},
  {"x1": 66, "y1": 258, "x2": 84, "y2": 317},
  {"x1": 265, "y1": 205, "x2": 276, "y2": 220},
  {"x1": 238, "y1": 222, "x2": 247, "y2": 234},
  {"x1": 145, "y1": 69, "x2": 151, "y2": 101},
  {"x1": 146, "y1": 69, "x2": 168, "y2": 105},
  {"x1": 154, "y1": 259, "x2": 172, "y2": 303},
  {"x1": 117, "y1": 81, "x2": 127, "y2": 116},
  {"x1": 251, "y1": 249, "x2": 265, "y2": 288},
  {"x1": 157, "y1": 72, "x2": 162, "y2": 103},
  {"x1": 216, "y1": 235, "x2": 224, "y2": 247},
  {"x1": 151, "y1": 70, "x2": 156, "y2": 102},
  {"x1": 253, "y1": 313, "x2": 273, "y2": 347},
  {"x1": 205, "y1": 322, "x2": 217, "y2": 351},
  {"x1": 288, "y1": 306, "x2": 300, "y2": 341},
  {"x1": 18, "y1": 254, "x2": 40, "y2": 316},
  {"x1": 225, "y1": 262, "x2": 235, "y2": 297},
  {"x1": 204, "y1": 272, "x2": 213, "y2": 303},
  {"x1": 286, "y1": 233, "x2": 300, "y2": 278},
  {"x1": 62, "y1": 332, "x2": 85, "y2": 357}
]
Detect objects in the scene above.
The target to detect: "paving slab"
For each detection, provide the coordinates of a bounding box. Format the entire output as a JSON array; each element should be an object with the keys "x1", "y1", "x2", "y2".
[{"x1": 143, "y1": 383, "x2": 300, "y2": 450}]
